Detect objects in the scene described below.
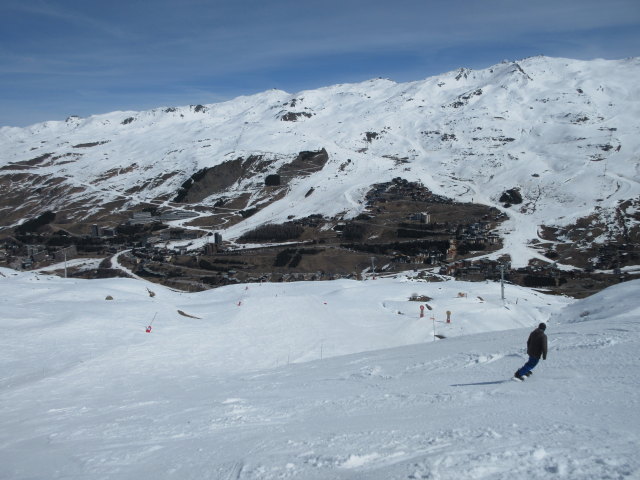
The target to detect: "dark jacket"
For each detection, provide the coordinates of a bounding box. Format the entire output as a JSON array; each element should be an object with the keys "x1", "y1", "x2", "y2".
[{"x1": 527, "y1": 327, "x2": 548, "y2": 360}]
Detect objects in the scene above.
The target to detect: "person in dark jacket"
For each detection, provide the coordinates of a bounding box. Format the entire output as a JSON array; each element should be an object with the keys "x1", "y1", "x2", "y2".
[{"x1": 514, "y1": 323, "x2": 548, "y2": 379}]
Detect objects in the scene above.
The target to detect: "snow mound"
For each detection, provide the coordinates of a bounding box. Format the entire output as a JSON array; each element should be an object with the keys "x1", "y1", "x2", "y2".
[{"x1": 559, "y1": 278, "x2": 640, "y2": 324}]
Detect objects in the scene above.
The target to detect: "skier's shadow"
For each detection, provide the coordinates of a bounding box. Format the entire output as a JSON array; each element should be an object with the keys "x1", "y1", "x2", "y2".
[{"x1": 450, "y1": 380, "x2": 510, "y2": 387}]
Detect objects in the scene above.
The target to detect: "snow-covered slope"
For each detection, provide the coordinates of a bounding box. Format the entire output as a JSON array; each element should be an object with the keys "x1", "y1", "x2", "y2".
[
  {"x1": 1, "y1": 267, "x2": 639, "y2": 479},
  {"x1": 1, "y1": 56, "x2": 639, "y2": 267}
]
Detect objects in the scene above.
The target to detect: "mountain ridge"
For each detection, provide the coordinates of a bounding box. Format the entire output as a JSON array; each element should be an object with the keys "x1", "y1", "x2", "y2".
[{"x1": 1, "y1": 55, "x2": 639, "y2": 272}]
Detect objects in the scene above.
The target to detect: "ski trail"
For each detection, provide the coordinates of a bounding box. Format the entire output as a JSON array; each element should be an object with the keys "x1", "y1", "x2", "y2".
[
  {"x1": 224, "y1": 461, "x2": 244, "y2": 480},
  {"x1": 111, "y1": 250, "x2": 145, "y2": 281}
]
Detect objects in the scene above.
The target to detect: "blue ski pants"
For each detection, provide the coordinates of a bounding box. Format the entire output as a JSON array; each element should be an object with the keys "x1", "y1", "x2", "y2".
[{"x1": 517, "y1": 356, "x2": 539, "y2": 376}]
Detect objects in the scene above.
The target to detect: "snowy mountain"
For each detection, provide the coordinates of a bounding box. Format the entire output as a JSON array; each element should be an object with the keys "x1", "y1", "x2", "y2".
[
  {"x1": 1, "y1": 56, "x2": 639, "y2": 270},
  {"x1": 1, "y1": 267, "x2": 638, "y2": 479},
  {"x1": 2, "y1": 57, "x2": 639, "y2": 477}
]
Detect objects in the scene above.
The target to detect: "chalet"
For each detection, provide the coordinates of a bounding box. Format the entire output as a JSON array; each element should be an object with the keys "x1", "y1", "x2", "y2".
[
  {"x1": 159, "y1": 210, "x2": 199, "y2": 222},
  {"x1": 129, "y1": 211, "x2": 154, "y2": 225},
  {"x1": 145, "y1": 235, "x2": 162, "y2": 246},
  {"x1": 204, "y1": 242, "x2": 218, "y2": 255},
  {"x1": 158, "y1": 228, "x2": 201, "y2": 241}
]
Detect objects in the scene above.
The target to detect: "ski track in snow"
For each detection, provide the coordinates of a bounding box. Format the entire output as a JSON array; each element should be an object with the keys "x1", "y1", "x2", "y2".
[{"x1": 0, "y1": 268, "x2": 638, "y2": 479}]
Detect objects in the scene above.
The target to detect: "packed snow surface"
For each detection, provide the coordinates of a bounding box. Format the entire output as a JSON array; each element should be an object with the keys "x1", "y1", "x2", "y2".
[{"x1": 1, "y1": 267, "x2": 638, "y2": 479}]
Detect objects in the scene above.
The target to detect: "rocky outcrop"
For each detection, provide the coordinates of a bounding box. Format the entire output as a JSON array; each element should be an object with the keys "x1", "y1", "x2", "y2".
[
  {"x1": 499, "y1": 188, "x2": 523, "y2": 207},
  {"x1": 174, "y1": 155, "x2": 269, "y2": 203}
]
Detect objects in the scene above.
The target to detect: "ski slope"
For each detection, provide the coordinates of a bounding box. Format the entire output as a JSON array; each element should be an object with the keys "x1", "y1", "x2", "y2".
[{"x1": 1, "y1": 267, "x2": 638, "y2": 479}]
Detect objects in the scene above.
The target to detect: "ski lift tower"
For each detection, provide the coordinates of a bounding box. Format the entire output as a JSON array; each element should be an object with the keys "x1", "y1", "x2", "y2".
[{"x1": 500, "y1": 261, "x2": 511, "y2": 300}]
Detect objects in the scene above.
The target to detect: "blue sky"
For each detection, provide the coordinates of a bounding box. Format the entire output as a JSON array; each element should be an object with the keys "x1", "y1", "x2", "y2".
[{"x1": 1, "y1": 0, "x2": 639, "y2": 127}]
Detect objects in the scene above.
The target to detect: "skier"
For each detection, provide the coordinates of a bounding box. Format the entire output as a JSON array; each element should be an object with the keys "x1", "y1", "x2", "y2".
[{"x1": 514, "y1": 323, "x2": 548, "y2": 380}]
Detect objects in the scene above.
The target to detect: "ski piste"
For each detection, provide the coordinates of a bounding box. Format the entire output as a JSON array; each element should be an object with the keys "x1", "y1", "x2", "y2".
[{"x1": 1, "y1": 269, "x2": 638, "y2": 479}]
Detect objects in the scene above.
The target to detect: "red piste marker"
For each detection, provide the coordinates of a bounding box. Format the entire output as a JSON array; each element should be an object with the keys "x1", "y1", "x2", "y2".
[{"x1": 145, "y1": 312, "x2": 157, "y2": 333}]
